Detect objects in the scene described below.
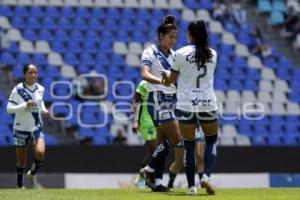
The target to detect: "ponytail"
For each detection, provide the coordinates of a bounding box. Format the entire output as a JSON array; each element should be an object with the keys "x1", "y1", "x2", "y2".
[{"x1": 188, "y1": 20, "x2": 212, "y2": 67}]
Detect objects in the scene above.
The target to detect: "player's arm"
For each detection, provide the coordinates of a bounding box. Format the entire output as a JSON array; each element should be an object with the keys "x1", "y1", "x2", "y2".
[
  {"x1": 141, "y1": 48, "x2": 163, "y2": 84},
  {"x1": 141, "y1": 65, "x2": 162, "y2": 84},
  {"x1": 161, "y1": 69, "x2": 178, "y2": 85},
  {"x1": 132, "y1": 92, "x2": 142, "y2": 134},
  {"x1": 7, "y1": 88, "x2": 33, "y2": 113},
  {"x1": 41, "y1": 101, "x2": 51, "y2": 119},
  {"x1": 7, "y1": 101, "x2": 27, "y2": 113},
  {"x1": 40, "y1": 87, "x2": 50, "y2": 116},
  {"x1": 41, "y1": 101, "x2": 48, "y2": 114}
]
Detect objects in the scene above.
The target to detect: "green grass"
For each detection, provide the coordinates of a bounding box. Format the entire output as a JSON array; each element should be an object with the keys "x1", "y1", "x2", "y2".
[{"x1": 0, "y1": 188, "x2": 300, "y2": 200}]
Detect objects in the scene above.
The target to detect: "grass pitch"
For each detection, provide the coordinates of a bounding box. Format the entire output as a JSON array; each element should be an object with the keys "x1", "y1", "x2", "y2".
[{"x1": 0, "y1": 188, "x2": 299, "y2": 200}]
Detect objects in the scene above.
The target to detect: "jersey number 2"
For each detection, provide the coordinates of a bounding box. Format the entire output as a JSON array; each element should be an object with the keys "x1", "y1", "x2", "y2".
[{"x1": 196, "y1": 64, "x2": 207, "y2": 88}]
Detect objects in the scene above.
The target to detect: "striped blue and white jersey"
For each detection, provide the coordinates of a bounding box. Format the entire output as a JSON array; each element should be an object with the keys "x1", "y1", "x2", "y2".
[
  {"x1": 7, "y1": 82, "x2": 46, "y2": 132},
  {"x1": 141, "y1": 44, "x2": 176, "y2": 94}
]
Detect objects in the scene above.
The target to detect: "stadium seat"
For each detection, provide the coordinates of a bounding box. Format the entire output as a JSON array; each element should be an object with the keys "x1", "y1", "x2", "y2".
[
  {"x1": 93, "y1": 135, "x2": 109, "y2": 145},
  {"x1": 268, "y1": 134, "x2": 282, "y2": 146},
  {"x1": 272, "y1": 0, "x2": 287, "y2": 12},
  {"x1": 270, "y1": 11, "x2": 284, "y2": 25},
  {"x1": 283, "y1": 134, "x2": 299, "y2": 146},
  {"x1": 235, "y1": 135, "x2": 251, "y2": 146},
  {"x1": 258, "y1": 0, "x2": 272, "y2": 13},
  {"x1": 44, "y1": 134, "x2": 58, "y2": 145},
  {"x1": 45, "y1": 6, "x2": 60, "y2": 18},
  {"x1": 252, "y1": 135, "x2": 267, "y2": 146},
  {"x1": 29, "y1": 6, "x2": 44, "y2": 17},
  {"x1": 0, "y1": 2, "x2": 299, "y2": 147}
]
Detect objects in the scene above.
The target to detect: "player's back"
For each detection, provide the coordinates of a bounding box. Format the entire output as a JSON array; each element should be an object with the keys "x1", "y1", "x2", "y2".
[{"x1": 173, "y1": 45, "x2": 218, "y2": 112}]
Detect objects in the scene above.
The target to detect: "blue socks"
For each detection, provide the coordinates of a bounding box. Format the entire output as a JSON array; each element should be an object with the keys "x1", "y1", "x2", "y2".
[
  {"x1": 30, "y1": 159, "x2": 43, "y2": 175},
  {"x1": 16, "y1": 166, "x2": 24, "y2": 188},
  {"x1": 204, "y1": 134, "x2": 218, "y2": 177},
  {"x1": 148, "y1": 139, "x2": 173, "y2": 175},
  {"x1": 184, "y1": 139, "x2": 196, "y2": 188},
  {"x1": 155, "y1": 156, "x2": 166, "y2": 180}
]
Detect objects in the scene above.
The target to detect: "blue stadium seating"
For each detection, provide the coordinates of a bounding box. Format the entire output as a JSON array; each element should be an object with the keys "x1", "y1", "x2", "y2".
[{"x1": 0, "y1": 2, "x2": 299, "y2": 146}]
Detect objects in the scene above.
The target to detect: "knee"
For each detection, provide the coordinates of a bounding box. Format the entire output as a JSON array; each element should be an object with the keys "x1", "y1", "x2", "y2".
[
  {"x1": 35, "y1": 150, "x2": 45, "y2": 160},
  {"x1": 17, "y1": 160, "x2": 26, "y2": 168},
  {"x1": 172, "y1": 138, "x2": 180, "y2": 147},
  {"x1": 170, "y1": 135, "x2": 180, "y2": 147},
  {"x1": 196, "y1": 155, "x2": 204, "y2": 164}
]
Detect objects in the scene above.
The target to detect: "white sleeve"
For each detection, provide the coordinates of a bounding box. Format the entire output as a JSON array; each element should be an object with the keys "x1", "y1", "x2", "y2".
[
  {"x1": 7, "y1": 87, "x2": 27, "y2": 113},
  {"x1": 7, "y1": 102, "x2": 27, "y2": 113},
  {"x1": 171, "y1": 52, "x2": 180, "y2": 72},
  {"x1": 141, "y1": 48, "x2": 154, "y2": 67},
  {"x1": 8, "y1": 87, "x2": 18, "y2": 105}
]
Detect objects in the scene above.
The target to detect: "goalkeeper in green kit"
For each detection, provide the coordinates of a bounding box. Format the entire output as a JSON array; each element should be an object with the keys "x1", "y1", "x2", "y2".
[{"x1": 132, "y1": 80, "x2": 157, "y2": 188}]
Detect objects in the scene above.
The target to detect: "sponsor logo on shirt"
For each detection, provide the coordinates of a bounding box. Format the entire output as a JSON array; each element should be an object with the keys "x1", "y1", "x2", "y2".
[{"x1": 191, "y1": 98, "x2": 212, "y2": 106}]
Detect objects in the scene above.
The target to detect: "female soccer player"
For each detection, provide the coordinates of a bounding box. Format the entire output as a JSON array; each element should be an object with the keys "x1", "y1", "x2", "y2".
[
  {"x1": 162, "y1": 20, "x2": 218, "y2": 195},
  {"x1": 141, "y1": 15, "x2": 180, "y2": 192},
  {"x1": 132, "y1": 80, "x2": 156, "y2": 188},
  {"x1": 7, "y1": 64, "x2": 49, "y2": 189}
]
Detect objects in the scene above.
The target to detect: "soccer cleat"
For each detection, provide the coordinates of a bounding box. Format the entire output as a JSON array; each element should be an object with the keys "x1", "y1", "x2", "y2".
[
  {"x1": 186, "y1": 186, "x2": 197, "y2": 195},
  {"x1": 16, "y1": 186, "x2": 25, "y2": 189},
  {"x1": 134, "y1": 175, "x2": 146, "y2": 189},
  {"x1": 27, "y1": 170, "x2": 43, "y2": 189},
  {"x1": 200, "y1": 174, "x2": 215, "y2": 195},
  {"x1": 141, "y1": 168, "x2": 156, "y2": 189},
  {"x1": 151, "y1": 184, "x2": 170, "y2": 192}
]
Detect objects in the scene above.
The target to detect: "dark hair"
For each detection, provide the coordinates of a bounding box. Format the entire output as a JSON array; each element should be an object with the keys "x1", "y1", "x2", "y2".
[
  {"x1": 23, "y1": 64, "x2": 31, "y2": 74},
  {"x1": 157, "y1": 15, "x2": 178, "y2": 40},
  {"x1": 188, "y1": 20, "x2": 212, "y2": 66},
  {"x1": 23, "y1": 64, "x2": 36, "y2": 74}
]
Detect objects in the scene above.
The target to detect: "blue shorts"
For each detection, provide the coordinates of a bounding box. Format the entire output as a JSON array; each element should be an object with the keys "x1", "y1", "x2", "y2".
[
  {"x1": 175, "y1": 109, "x2": 218, "y2": 124},
  {"x1": 147, "y1": 91, "x2": 176, "y2": 127},
  {"x1": 13, "y1": 129, "x2": 44, "y2": 148}
]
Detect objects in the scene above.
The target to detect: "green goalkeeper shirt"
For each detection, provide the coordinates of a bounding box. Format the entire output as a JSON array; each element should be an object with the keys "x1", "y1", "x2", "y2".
[{"x1": 136, "y1": 81, "x2": 154, "y2": 128}]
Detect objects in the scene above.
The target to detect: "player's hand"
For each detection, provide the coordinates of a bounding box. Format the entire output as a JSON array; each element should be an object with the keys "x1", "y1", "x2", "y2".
[
  {"x1": 26, "y1": 100, "x2": 35, "y2": 108},
  {"x1": 161, "y1": 70, "x2": 172, "y2": 86},
  {"x1": 43, "y1": 110, "x2": 51, "y2": 118},
  {"x1": 132, "y1": 122, "x2": 139, "y2": 134}
]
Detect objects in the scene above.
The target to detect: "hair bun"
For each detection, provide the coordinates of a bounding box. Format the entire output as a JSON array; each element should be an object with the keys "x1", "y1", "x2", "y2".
[{"x1": 164, "y1": 15, "x2": 176, "y2": 24}]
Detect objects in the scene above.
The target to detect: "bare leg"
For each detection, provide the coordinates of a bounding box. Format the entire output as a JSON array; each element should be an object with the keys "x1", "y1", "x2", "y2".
[{"x1": 168, "y1": 147, "x2": 184, "y2": 188}]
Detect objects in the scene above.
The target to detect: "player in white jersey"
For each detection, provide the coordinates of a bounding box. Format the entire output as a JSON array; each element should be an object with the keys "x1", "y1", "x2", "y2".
[
  {"x1": 162, "y1": 20, "x2": 218, "y2": 195},
  {"x1": 7, "y1": 64, "x2": 49, "y2": 189},
  {"x1": 141, "y1": 15, "x2": 180, "y2": 192}
]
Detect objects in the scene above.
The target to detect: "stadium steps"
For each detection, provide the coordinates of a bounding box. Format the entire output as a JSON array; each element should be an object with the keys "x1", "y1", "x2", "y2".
[{"x1": 245, "y1": 1, "x2": 300, "y2": 66}]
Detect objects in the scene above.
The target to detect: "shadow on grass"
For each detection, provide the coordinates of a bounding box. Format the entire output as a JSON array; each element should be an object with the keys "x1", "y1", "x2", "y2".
[{"x1": 136, "y1": 189, "x2": 214, "y2": 197}]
